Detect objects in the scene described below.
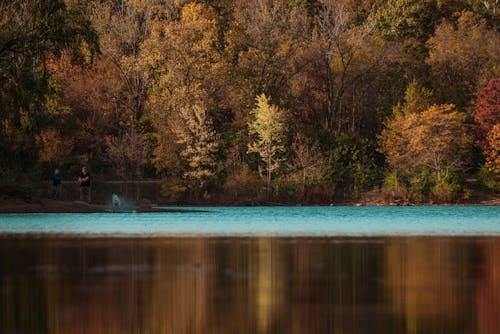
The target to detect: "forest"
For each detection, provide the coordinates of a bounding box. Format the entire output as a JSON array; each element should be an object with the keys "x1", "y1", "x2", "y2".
[{"x1": 0, "y1": 0, "x2": 498, "y2": 204}]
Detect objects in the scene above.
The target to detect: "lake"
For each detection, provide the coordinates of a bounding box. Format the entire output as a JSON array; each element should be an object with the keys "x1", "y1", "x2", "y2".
[
  {"x1": 0, "y1": 206, "x2": 499, "y2": 333},
  {"x1": 0, "y1": 206, "x2": 499, "y2": 236}
]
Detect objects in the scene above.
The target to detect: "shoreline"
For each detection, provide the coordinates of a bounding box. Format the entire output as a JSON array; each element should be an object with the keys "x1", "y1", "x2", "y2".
[{"x1": 0, "y1": 196, "x2": 499, "y2": 214}]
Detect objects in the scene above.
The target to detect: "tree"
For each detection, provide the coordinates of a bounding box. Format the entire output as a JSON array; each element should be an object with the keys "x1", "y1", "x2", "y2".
[
  {"x1": 142, "y1": 2, "x2": 225, "y2": 116},
  {"x1": 474, "y1": 78, "x2": 500, "y2": 151},
  {"x1": 426, "y1": 11, "x2": 499, "y2": 109},
  {"x1": 0, "y1": 0, "x2": 98, "y2": 170},
  {"x1": 371, "y1": 0, "x2": 438, "y2": 41},
  {"x1": 248, "y1": 94, "x2": 288, "y2": 198},
  {"x1": 105, "y1": 128, "x2": 150, "y2": 199},
  {"x1": 290, "y1": 133, "x2": 325, "y2": 198},
  {"x1": 142, "y1": 2, "x2": 227, "y2": 189},
  {"x1": 229, "y1": 0, "x2": 309, "y2": 113},
  {"x1": 401, "y1": 80, "x2": 434, "y2": 114},
  {"x1": 173, "y1": 102, "x2": 219, "y2": 194},
  {"x1": 485, "y1": 124, "x2": 500, "y2": 174},
  {"x1": 48, "y1": 52, "x2": 122, "y2": 169},
  {"x1": 304, "y1": 0, "x2": 392, "y2": 135},
  {"x1": 380, "y1": 104, "x2": 472, "y2": 182}
]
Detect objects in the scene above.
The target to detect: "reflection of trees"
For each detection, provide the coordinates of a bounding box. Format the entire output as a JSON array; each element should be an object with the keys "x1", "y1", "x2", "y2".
[
  {"x1": 2, "y1": 237, "x2": 498, "y2": 333},
  {"x1": 477, "y1": 240, "x2": 500, "y2": 334},
  {"x1": 252, "y1": 238, "x2": 286, "y2": 333},
  {"x1": 385, "y1": 238, "x2": 473, "y2": 333},
  {"x1": 143, "y1": 239, "x2": 210, "y2": 333},
  {"x1": 40, "y1": 239, "x2": 212, "y2": 334}
]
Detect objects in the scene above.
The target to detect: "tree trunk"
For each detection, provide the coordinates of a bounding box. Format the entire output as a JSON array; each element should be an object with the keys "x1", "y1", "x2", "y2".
[
  {"x1": 267, "y1": 154, "x2": 271, "y2": 199},
  {"x1": 302, "y1": 169, "x2": 306, "y2": 199}
]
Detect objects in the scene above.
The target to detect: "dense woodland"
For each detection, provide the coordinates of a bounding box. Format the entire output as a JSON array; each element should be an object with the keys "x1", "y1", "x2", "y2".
[{"x1": 0, "y1": 0, "x2": 499, "y2": 204}]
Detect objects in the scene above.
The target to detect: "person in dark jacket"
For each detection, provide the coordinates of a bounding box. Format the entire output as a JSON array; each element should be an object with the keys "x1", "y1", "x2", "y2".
[
  {"x1": 52, "y1": 168, "x2": 62, "y2": 200},
  {"x1": 78, "y1": 167, "x2": 91, "y2": 203}
]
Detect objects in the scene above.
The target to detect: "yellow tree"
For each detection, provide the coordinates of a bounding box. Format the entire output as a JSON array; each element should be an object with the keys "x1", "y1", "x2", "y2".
[
  {"x1": 485, "y1": 124, "x2": 500, "y2": 175},
  {"x1": 380, "y1": 104, "x2": 472, "y2": 182},
  {"x1": 173, "y1": 102, "x2": 219, "y2": 192},
  {"x1": 139, "y1": 2, "x2": 228, "y2": 197},
  {"x1": 142, "y1": 2, "x2": 224, "y2": 114},
  {"x1": 248, "y1": 94, "x2": 288, "y2": 198}
]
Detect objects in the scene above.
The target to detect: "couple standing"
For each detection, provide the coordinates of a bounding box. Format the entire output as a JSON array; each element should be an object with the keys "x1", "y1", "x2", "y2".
[{"x1": 51, "y1": 166, "x2": 91, "y2": 203}]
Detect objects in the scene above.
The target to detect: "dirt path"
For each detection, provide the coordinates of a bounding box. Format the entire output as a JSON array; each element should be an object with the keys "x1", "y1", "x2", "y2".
[{"x1": 0, "y1": 199, "x2": 106, "y2": 213}]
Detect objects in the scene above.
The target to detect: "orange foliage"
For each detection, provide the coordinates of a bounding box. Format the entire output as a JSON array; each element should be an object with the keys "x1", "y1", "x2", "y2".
[
  {"x1": 485, "y1": 124, "x2": 500, "y2": 174},
  {"x1": 380, "y1": 104, "x2": 472, "y2": 180}
]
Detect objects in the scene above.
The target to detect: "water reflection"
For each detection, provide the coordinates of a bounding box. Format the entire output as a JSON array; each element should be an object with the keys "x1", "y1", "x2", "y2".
[{"x1": 0, "y1": 237, "x2": 498, "y2": 333}]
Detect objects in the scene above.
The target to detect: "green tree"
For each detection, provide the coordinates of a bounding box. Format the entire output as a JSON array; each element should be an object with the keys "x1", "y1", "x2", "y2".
[
  {"x1": 371, "y1": 0, "x2": 438, "y2": 41},
  {"x1": 248, "y1": 94, "x2": 288, "y2": 198}
]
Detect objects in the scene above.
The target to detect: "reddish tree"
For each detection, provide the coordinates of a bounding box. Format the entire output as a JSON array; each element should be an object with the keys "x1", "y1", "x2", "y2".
[{"x1": 474, "y1": 78, "x2": 500, "y2": 151}]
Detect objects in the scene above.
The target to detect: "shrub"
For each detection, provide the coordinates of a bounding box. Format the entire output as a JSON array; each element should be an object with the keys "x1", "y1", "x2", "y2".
[
  {"x1": 478, "y1": 165, "x2": 500, "y2": 192},
  {"x1": 409, "y1": 168, "x2": 435, "y2": 202},
  {"x1": 431, "y1": 174, "x2": 463, "y2": 203},
  {"x1": 223, "y1": 165, "x2": 264, "y2": 202},
  {"x1": 382, "y1": 171, "x2": 410, "y2": 203}
]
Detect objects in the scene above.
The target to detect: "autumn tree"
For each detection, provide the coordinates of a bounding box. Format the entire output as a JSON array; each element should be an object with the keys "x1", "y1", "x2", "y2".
[
  {"x1": 380, "y1": 103, "x2": 472, "y2": 190},
  {"x1": 289, "y1": 133, "x2": 326, "y2": 198},
  {"x1": 48, "y1": 52, "x2": 122, "y2": 169},
  {"x1": 474, "y1": 78, "x2": 500, "y2": 151},
  {"x1": 89, "y1": 0, "x2": 163, "y2": 123},
  {"x1": 173, "y1": 102, "x2": 219, "y2": 194},
  {"x1": 142, "y1": 2, "x2": 225, "y2": 115},
  {"x1": 0, "y1": 0, "x2": 97, "y2": 170},
  {"x1": 305, "y1": 0, "x2": 392, "y2": 135},
  {"x1": 105, "y1": 128, "x2": 151, "y2": 199},
  {"x1": 248, "y1": 94, "x2": 288, "y2": 198},
  {"x1": 426, "y1": 11, "x2": 499, "y2": 109},
  {"x1": 229, "y1": 0, "x2": 309, "y2": 117},
  {"x1": 371, "y1": 0, "x2": 438, "y2": 42},
  {"x1": 400, "y1": 80, "x2": 434, "y2": 114},
  {"x1": 485, "y1": 124, "x2": 500, "y2": 174}
]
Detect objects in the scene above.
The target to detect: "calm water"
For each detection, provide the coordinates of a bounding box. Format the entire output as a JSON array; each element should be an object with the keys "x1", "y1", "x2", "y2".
[
  {"x1": 0, "y1": 207, "x2": 499, "y2": 333},
  {"x1": 0, "y1": 236, "x2": 499, "y2": 334},
  {"x1": 0, "y1": 206, "x2": 499, "y2": 236}
]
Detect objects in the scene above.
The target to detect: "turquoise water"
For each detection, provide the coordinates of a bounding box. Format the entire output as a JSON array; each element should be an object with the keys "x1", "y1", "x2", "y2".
[{"x1": 0, "y1": 206, "x2": 499, "y2": 236}]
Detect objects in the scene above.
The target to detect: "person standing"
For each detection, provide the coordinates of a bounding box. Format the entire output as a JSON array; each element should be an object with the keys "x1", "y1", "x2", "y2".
[
  {"x1": 52, "y1": 168, "x2": 62, "y2": 200},
  {"x1": 78, "y1": 167, "x2": 91, "y2": 203}
]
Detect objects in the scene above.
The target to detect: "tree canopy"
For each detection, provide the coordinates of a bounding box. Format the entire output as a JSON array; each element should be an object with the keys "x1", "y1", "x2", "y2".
[{"x1": 1, "y1": 0, "x2": 499, "y2": 203}]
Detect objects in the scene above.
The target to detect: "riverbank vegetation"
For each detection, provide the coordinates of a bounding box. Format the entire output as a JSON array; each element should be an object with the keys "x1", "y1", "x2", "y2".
[{"x1": 1, "y1": 0, "x2": 498, "y2": 204}]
